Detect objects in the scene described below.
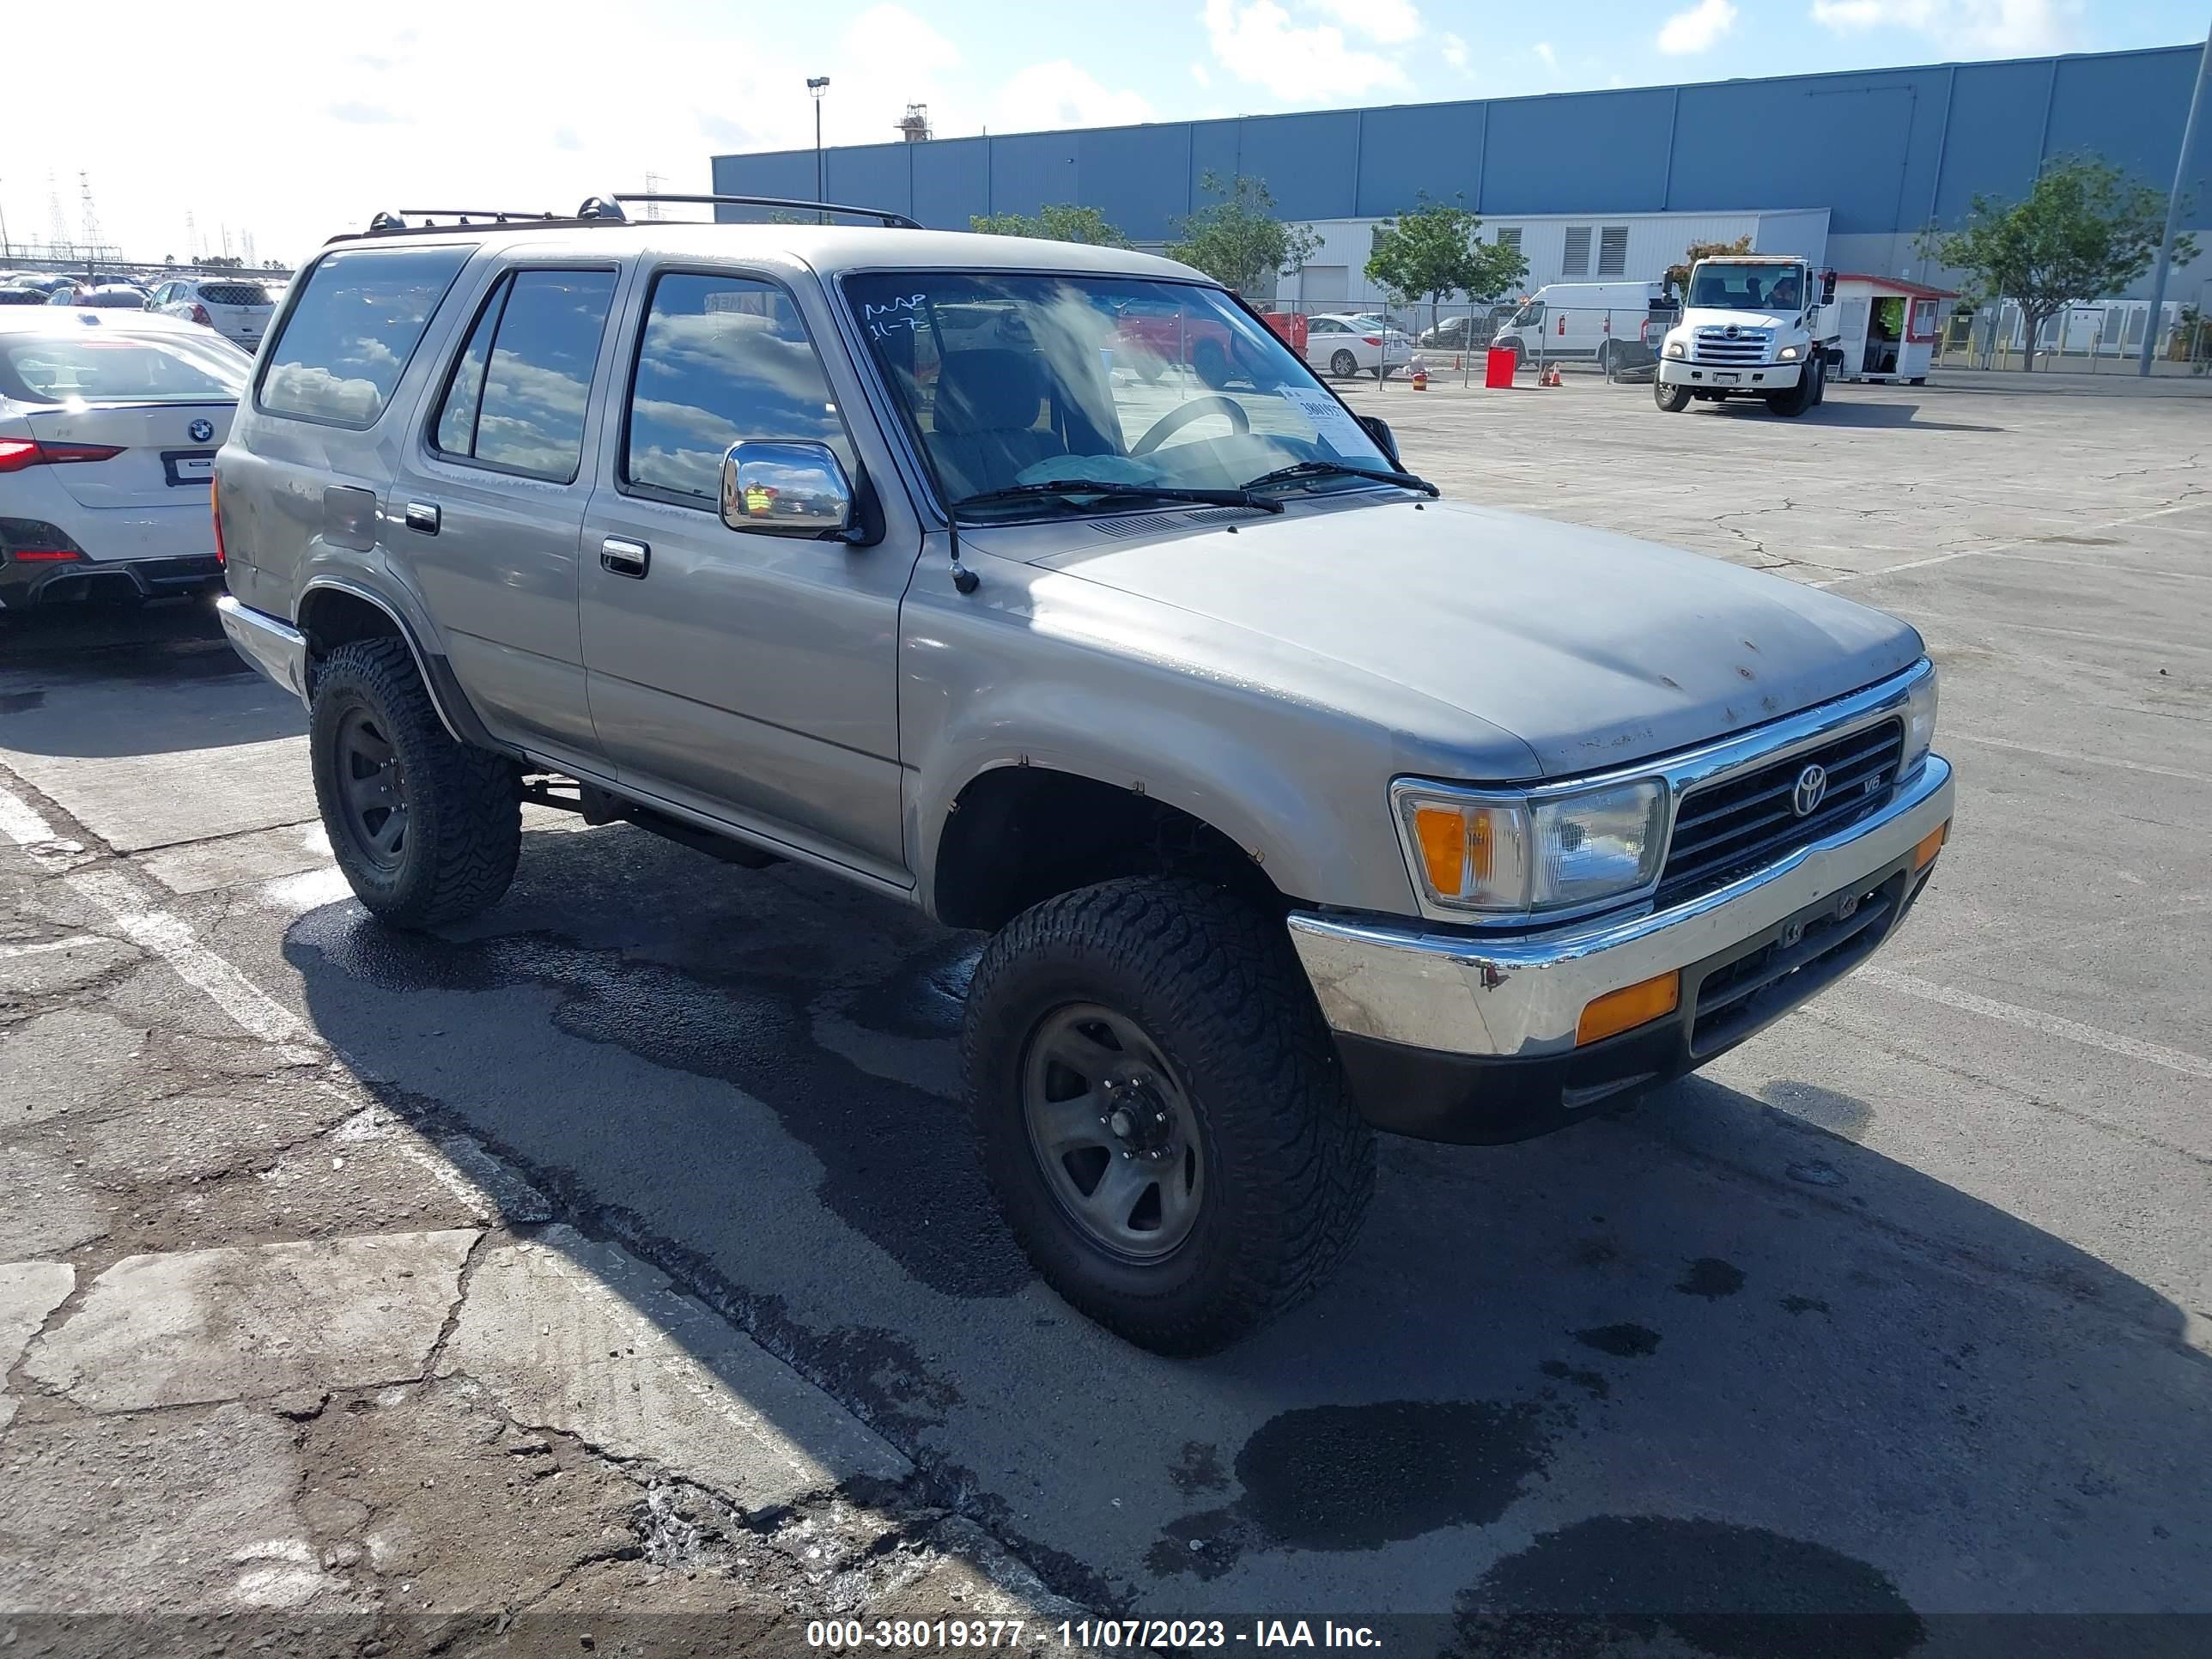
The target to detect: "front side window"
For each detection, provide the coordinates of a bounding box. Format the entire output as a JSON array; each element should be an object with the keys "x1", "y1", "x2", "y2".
[
  {"x1": 428, "y1": 269, "x2": 616, "y2": 482},
  {"x1": 843, "y1": 272, "x2": 1395, "y2": 518},
  {"x1": 259, "y1": 243, "x2": 472, "y2": 427},
  {"x1": 623, "y1": 272, "x2": 854, "y2": 505}
]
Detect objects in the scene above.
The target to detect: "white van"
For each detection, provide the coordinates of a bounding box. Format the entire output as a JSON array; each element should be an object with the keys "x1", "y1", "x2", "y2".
[{"x1": 1491, "y1": 281, "x2": 1674, "y2": 372}]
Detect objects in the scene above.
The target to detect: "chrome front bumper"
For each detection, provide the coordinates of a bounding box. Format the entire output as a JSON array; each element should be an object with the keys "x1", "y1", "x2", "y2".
[
  {"x1": 1288, "y1": 752, "x2": 1953, "y2": 1061},
  {"x1": 1658, "y1": 357, "x2": 1803, "y2": 388},
  {"x1": 216, "y1": 594, "x2": 309, "y2": 702}
]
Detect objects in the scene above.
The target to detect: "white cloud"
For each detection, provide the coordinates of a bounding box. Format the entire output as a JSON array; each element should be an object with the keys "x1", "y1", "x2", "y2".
[
  {"x1": 1534, "y1": 40, "x2": 1559, "y2": 69},
  {"x1": 1807, "y1": 0, "x2": 2080, "y2": 54},
  {"x1": 1657, "y1": 0, "x2": 1738, "y2": 52},
  {"x1": 1441, "y1": 31, "x2": 1469, "y2": 69},
  {"x1": 1191, "y1": 61, "x2": 1212, "y2": 87},
  {"x1": 1202, "y1": 0, "x2": 1407, "y2": 100},
  {"x1": 992, "y1": 61, "x2": 1157, "y2": 134},
  {"x1": 1305, "y1": 0, "x2": 1423, "y2": 44}
]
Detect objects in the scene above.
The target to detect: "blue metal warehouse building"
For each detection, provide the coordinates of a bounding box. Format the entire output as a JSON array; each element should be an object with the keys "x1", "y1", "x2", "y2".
[{"x1": 715, "y1": 43, "x2": 2212, "y2": 301}]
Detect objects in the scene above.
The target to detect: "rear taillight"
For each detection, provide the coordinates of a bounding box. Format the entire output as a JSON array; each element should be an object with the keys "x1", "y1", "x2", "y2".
[
  {"x1": 211, "y1": 475, "x2": 227, "y2": 567},
  {"x1": 1363, "y1": 335, "x2": 1382, "y2": 346},
  {"x1": 0, "y1": 438, "x2": 125, "y2": 473},
  {"x1": 189, "y1": 302, "x2": 213, "y2": 326}
]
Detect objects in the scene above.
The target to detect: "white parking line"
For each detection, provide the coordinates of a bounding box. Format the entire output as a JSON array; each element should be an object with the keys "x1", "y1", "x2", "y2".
[
  {"x1": 1814, "y1": 497, "x2": 2212, "y2": 586},
  {"x1": 2, "y1": 778, "x2": 314, "y2": 1048},
  {"x1": 0, "y1": 935, "x2": 109, "y2": 961},
  {"x1": 1856, "y1": 966, "x2": 2212, "y2": 1082}
]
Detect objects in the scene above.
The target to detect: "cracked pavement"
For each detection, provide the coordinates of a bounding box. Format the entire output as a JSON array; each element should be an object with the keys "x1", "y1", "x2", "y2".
[{"x1": 2, "y1": 371, "x2": 2210, "y2": 1656}]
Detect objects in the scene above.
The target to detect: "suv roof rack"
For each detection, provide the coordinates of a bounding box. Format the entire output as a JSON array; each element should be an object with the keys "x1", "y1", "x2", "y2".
[
  {"x1": 614, "y1": 192, "x2": 923, "y2": 229},
  {"x1": 336, "y1": 192, "x2": 921, "y2": 245}
]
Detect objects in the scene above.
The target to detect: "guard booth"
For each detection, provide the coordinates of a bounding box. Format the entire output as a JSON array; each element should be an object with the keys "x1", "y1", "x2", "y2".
[{"x1": 1832, "y1": 274, "x2": 1952, "y2": 385}]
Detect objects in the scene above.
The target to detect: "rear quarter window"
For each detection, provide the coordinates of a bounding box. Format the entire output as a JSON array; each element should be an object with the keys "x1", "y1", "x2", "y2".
[{"x1": 258, "y1": 244, "x2": 472, "y2": 428}]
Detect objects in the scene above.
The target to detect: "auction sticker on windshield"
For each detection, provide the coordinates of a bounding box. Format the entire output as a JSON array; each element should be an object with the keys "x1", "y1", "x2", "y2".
[{"x1": 1278, "y1": 385, "x2": 1369, "y2": 457}]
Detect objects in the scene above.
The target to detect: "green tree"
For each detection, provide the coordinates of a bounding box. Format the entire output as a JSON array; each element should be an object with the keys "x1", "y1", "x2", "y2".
[
  {"x1": 969, "y1": 204, "x2": 1132, "y2": 247},
  {"x1": 1164, "y1": 173, "x2": 1320, "y2": 294},
  {"x1": 1665, "y1": 234, "x2": 1754, "y2": 295},
  {"x1": 1364, "y1": 195, "x2": 1525, "y2": 323},
  {"x1": 1916, "y1": 155, "x2": 2193, "y2": 371}
]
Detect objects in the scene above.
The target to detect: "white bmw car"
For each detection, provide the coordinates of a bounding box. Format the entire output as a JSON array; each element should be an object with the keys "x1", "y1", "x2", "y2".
[{"x1": 0, "y1": 309, "x2": 248, "y2": 611}]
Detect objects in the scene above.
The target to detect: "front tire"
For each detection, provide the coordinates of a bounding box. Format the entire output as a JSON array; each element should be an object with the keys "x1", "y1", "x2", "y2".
[
  {"x1": 963, "y1": 878, "x2": 1376, "y2": 1356},
  {"x1": 1654, "y1": 379, "x2": 1692, "y2": 412},
  {"x1": 310, "y1": 638, "x2": 519, "y2": 928},
  {"x1": 1766, "y1": 367, "x2": 1816, "y2": 417}
]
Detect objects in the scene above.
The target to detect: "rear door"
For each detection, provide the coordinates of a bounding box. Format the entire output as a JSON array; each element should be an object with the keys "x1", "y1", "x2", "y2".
[
  {"x1": 387, "y1": 263, "x2": 624, "y2": 770},
  {"x1": 8, "y1": 325, "x2": 247, "y2": 508},
  {"x1": 196, "y1": 279, "x2": 275, "y2": 352}
]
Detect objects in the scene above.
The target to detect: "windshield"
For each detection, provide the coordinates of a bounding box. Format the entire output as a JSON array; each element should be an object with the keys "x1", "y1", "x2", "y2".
[
  {"x1": 1687, "y1": 263, "x2": 1805, "y2": 313},
  {"x1": 843, "y1": 272, "x2": 1394, "y2": 518}
]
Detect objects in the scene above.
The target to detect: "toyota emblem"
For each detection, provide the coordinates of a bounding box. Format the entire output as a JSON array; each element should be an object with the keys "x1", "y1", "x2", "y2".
[
  {"x1": 1792, "y1": 763, "x2": 1828, "y2": 817},
  {"x1": 188, "y1": 418, "x2": 215, "y2": 443}
]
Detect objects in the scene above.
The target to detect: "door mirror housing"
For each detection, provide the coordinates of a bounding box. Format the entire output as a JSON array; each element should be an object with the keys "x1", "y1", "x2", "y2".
[
  {"x1": 1818, "y1": 268, "x2": 1838, "y2": 305},
  {"x1": 1357, "y1": 415, "x2": 1401, "y2": 466},
  {"x1": 720, "y1": 441, "x2": 856, "y2": 538}
]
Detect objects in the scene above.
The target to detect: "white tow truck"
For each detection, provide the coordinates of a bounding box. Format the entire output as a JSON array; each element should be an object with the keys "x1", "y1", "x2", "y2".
[{"x1": 1655, "y1": 253, "x2": 1840, "y2": 417}]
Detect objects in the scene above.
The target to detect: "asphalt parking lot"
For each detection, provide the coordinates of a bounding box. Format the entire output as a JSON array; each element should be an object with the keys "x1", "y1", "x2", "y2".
[{"x1": 3, "y1": 368, "x2": 2209, "y2": 1653}]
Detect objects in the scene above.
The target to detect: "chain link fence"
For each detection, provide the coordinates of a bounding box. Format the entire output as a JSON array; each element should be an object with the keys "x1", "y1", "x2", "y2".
[
  {"x1": 1935, "y1": 299, "x2": 2212, "y2": 376},
  {"x1": 1253, "y1": 300, "x2": 1680, "y2": 388}
]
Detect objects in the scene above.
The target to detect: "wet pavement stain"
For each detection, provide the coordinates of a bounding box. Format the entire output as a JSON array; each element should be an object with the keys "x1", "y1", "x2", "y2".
[
  {"x1": 1539, "y1": 1361, "x2": 1608, "y2": 1401},
  {"x1": 286, "y1": 904, "x2": 1032, "y2": 1300},
  {"x1": 837, "y1": 936, "x2": 981, "y2": 1041},
  {"x1": 1781, "y1": 1295, "x2": 1832, "y2": 1317},
  {"x1": 1169, "y1": 1441, "x2": 1229, "y2": 1497},
  {"x1": 1677, "y1": 1258, "x2": 1746, "y2": 1300},
  {"x1": 1454, "y1": 1514, "x2": 1923, "y2": 1659},
  {"x1": 0, "y1": 690, "x2": 46, "y2": 714},
  {"x1": 1574, "y1": 1323, "x2": 1661, "y2": 1358},
  {"x1": 1148, "y1": 1401, "x2": 1557, "y2": 1579}
]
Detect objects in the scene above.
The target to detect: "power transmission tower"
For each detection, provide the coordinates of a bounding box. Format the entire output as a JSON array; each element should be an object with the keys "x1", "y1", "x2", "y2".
[
  {"x1": 185, "y1": 210, "x2": 198, "y2": 263},
  {"x1": 644, "y1": 172, "x2": 664, "y2": 221},
  {"x1": 78, "y1": 172, "x2": 107, "y2": 270},
  {"x1": 46, "y1": 171, "x2": 70, "y2": 258}
]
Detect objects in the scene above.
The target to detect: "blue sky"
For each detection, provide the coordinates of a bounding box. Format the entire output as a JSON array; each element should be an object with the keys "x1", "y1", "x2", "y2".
[{"x1": 8, "y1": 0, "x2": 2203, "y2": 262}]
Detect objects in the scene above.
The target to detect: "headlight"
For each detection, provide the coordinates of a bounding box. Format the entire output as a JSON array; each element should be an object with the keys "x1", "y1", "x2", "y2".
[
  {"x1": 1395, "y1": 778, "x2": 1669, "y2": 917},
  {"x1": 1902, "y1": 661, "x2": 1938, "y2": 775},
  {"x1": 1663, "y1": 339, "x2": 1686, "y2": 359},
  {"x1": 1778, "y1": 344, "x2": 1802, "y2": 362}
]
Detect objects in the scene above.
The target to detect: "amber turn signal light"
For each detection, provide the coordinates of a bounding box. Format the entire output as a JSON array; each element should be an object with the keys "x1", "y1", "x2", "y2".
[
  {"x1": 1912, "y1": 820, "x2": 1949, "y2": 870},
  {"x1": 1576, "y1": 970, "x2": 1681, "y2": 1047}
]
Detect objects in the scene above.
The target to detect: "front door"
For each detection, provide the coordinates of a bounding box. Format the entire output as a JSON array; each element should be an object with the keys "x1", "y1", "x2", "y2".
[
  {"x1": 579, "y1": 267, "x2": 914, "y2": 884},
  {"x1": 388, "y1": 264, "x2": 623, "y2": 770}
]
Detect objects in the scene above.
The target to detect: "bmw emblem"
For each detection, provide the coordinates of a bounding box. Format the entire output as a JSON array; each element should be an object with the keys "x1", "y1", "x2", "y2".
[
  {"x1": 1792, "y1": 763, "x2": 1828, "y2": 817},
  {"x1": 188, "y1": 418, "x2": 215, "y2": 444}
]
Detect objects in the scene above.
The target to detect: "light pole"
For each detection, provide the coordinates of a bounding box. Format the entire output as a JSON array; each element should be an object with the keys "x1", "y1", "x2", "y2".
[
  {"x1": 807, "y1": 76, "x2": 831, "y2": 215},
  {"x1": 2141, "y1": 11, "x2": 2212, "y2": 375}
]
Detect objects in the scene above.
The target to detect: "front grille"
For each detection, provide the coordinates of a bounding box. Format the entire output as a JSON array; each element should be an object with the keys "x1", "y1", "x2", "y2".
[
  {"x1": 1657, "y1": 718, "x2": 1905, "y2": 908},
  {"x1": 1692, "y1": 327, "x2": 1771, "y2": 365},
  {"x1": 1689, "y1": 873, "x2": 1901, "y2": 1056}
]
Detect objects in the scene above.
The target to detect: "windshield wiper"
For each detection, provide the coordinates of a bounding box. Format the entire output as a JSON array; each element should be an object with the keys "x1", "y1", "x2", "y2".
[
  {"x1": 951, "y1": 479, "x2": 1283, "y2": 516},
  {"x1": 1242, "y1": 459, "x2": 1439, "y2": 497}
]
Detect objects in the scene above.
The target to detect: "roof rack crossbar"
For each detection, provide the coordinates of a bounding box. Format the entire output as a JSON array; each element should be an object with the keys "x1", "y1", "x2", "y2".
[{"x1": 613, "y1": 192, "x2": 922, "y2": 229}]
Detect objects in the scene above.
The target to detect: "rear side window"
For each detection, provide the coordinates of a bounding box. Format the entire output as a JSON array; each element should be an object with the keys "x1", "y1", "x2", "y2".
[
  {"x1": 622, "y1": 272, "x2": 853, "y2": 506},
  {"x1": 198, "y1": 282, "x2": 272, "y2": 307},
  {"x1": 428, "y1": 269, "x2": 617, "y2": 483},
  {"x1": 258, "y1": 244, "x2": 471, "y2": 428}
]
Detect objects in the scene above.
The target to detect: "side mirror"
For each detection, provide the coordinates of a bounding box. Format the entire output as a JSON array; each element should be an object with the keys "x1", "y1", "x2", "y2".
[
  {"x1": 1819, "y1": 269, "x2": 1838, "y2": 305},
  {"x1": 1358, "y1": 415, "x2": 1401, "y2": 466},
  {"x1": 720, "y1": 441, "x2": 855, "y2": 538}
]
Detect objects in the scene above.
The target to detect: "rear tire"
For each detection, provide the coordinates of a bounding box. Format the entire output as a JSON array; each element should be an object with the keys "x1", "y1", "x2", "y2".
[
  {"x1": 310, "y1": 638, "x2": 519, "y2": 929},
  {"x1": 1654, "y1": 380, "x2": 1692, "y2": 412},
  {"x1": 1192, "y1": 339, "x2": 1231, "y2": 389},
  {"x1": 1329, "y1": 349, "x2": 1360, "y2": 379},
  {"x1": 963, "y1": 877, "x2": 1376, "y2": 1356}
]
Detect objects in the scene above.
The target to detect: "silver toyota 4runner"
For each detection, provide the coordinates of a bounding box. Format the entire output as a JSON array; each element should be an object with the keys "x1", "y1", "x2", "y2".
[{"x1": 215, "y1": 195, "x2": 1954, "y2": 1355}]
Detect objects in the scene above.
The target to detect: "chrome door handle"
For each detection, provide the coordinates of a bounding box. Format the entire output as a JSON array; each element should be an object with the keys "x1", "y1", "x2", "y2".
[
  {"x1": 600, "y1": 536, "x2": 650, "y2": 577},
  {"x1": 403, "y1": 501, "x2": 440, "y2": 535}
]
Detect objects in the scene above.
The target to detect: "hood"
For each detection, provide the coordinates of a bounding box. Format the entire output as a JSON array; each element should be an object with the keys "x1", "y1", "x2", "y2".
[{"x1": 1020, "y1": 497, "x2": 1923, "y2": 781}]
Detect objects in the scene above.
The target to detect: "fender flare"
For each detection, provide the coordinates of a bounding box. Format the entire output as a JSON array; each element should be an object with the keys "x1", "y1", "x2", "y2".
[{"x1": 296, "y1": 576, "x2": 510, "y2": 756}]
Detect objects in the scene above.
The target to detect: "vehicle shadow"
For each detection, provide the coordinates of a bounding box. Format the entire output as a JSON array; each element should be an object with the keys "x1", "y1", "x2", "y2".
[
  {"x1": 1705, "y1": 400, "x2": 2007, "y2": 434},
  {"x1": 0, "y1": 597, "x2": 305, "y2": 758},
  {"x1": 283, "y1": 824, "x2": 2210, "y2": 1642}
]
